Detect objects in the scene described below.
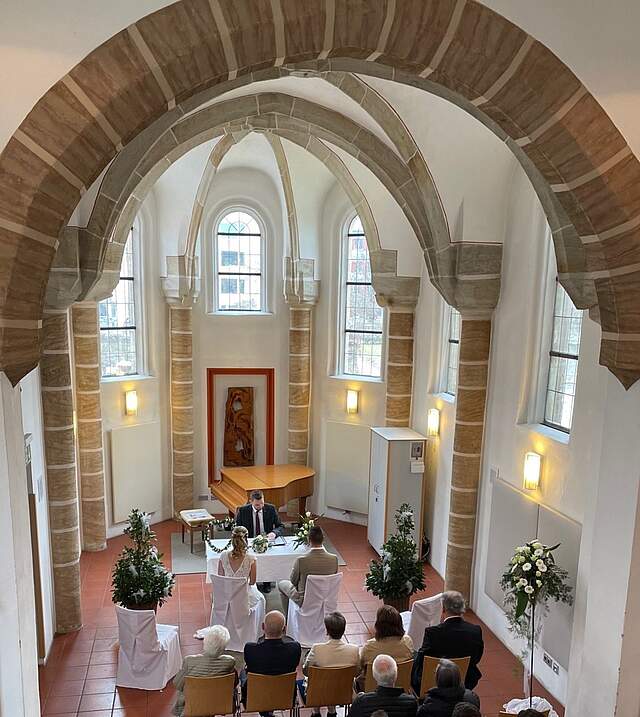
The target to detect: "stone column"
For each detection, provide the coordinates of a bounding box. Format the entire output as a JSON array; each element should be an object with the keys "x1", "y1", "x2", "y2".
[
  {"x1": 287, "y1": 305, "x2": 313, "y2": 465},
  {"x1": 40, "y1": 309, "x2": 82, "y2": 633},
  {"x1": 71, "y1": 302, "x2": 107, "y2": 551},
  {"x1": 169, "y1": 304, "x2": 194, "y2": 515},
  {"x1": 445, "y1": 316, "x2": 492, "y2": 599},
  {"x1": 385, "y1": 309, "x2": 415, "y2": 427}
]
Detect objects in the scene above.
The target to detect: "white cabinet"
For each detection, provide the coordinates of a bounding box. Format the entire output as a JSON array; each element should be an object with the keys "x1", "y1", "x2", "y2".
[{"x1": 367, "y1": 427, "x2": 426, "y2": 556}]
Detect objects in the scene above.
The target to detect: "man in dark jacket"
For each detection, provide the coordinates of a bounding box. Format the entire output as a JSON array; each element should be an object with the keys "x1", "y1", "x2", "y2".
[
  {"x1": 416, "y1": 660, "x2": 480, "y2": 717},
  {"x1": 242, "y1": 611, "x2": 301, "y2": 717},
  {"x1": 411, "y1": 591, "x2": 483, "y2": 693},
  {"x1": 350, "y1": 655, "x2": 417, "y2": 717}
]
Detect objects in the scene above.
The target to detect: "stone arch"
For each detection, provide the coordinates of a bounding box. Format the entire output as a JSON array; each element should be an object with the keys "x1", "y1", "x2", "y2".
[{"x1": 0, "y1": 0, "x2": 638, "y2": 385}]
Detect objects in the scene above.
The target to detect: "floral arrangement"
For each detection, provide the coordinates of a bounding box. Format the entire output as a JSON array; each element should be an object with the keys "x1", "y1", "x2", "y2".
[
  {"x1": 205, "y1": 517, "x2": 237, "y2": 554},
  {"x1": 292, "y1": 510, "x2": 323, "y2": 550},
  {"x1": 500, "y1": 539, "x2": 573, "y2": 704},
  {"x1": 365, "y1": 504, "x2": 425, "y2": 605},
  {"x1": 251, "y1": 534, "x2": 270, "y2": 554},
  {"x1": 112, "y1": 509, "x2": 175, "y2": 609}
]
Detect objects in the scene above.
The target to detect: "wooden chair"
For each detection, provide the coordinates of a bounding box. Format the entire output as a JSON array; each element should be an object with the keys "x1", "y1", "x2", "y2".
[
  {"x1": 184, "y1": 673, "x2": 238, "y2": 717},
  {"x1": 305, "y1": 665, "x2": 359, "y2": 711},
  {"x1": 363, "y1": 659, "x2": 414, "y2": 693},
  {"x1": 419, "y1": 655, "x2": 470, "y2": 697},
  {"x1": 245, "y1": 672, "x2": 298, "y2": 716},
  {"x1": 499, "y1": 712, "x2": 549, "y2": 717}
]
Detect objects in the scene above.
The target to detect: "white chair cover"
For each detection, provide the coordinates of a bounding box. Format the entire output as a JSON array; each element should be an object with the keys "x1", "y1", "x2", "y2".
[
  {"x1": 401, "y1": 593, "x2": 443, "y2": 648},
  {"x1": 115, "y1": 605, "x2": 182, "y2": 690},
  {"x1": 287, "y1": 573, "x2": 343, "y2": 647},
  {"x1": 210, "y1": 574, "x2": 265, "y2": 652}
]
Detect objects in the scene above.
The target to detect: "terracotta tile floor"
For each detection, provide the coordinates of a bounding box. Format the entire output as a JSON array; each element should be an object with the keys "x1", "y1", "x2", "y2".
[{"x1": 38, "y1": 518, "x2": 564, "y2": 717}]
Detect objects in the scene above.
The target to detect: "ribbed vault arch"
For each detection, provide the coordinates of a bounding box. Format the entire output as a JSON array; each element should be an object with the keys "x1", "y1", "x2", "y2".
[{"x1": 0, "y1": 0, "x2": 638, "y2": 385}]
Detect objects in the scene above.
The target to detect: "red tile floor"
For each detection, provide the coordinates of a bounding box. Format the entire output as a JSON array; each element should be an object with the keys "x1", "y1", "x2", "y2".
[{"x1": 38, "y1": 518, "x2": 564, "y2": 717}]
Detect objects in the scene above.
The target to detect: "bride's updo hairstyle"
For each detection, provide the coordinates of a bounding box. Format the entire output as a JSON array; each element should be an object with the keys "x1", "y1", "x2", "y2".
[{"x1": 231, "y1": 525, "x2": 249, "y2": 559}]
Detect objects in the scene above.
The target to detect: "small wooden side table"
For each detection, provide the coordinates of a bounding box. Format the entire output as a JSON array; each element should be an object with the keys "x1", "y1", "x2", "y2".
[{"x1": 178, "y1": 509, "x2": 215, "y2": 554}]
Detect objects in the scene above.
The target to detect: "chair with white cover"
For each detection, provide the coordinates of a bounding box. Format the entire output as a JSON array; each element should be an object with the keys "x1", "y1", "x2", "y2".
[
  {"x1": 115, "y1": 605, "x2": 182, "y2": 690},
  {"x1": 210, "y1": 574, "x2": 265, "y2": 652},
  {"x1": 401, "y1": 593, "x2": 443, "y2": 648},
  {"x1": 286, "y1": 572, "x2": 343, "y2": 647}
]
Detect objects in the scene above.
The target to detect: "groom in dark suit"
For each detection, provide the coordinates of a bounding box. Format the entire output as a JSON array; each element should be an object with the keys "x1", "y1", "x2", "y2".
[{"x1": 235, "y1": 490, "x2": 284, "y2": 593}]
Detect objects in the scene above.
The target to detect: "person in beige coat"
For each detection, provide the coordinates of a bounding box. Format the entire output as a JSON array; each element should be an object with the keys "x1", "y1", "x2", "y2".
[
  {"x1": 302, "y1": 611, "x2": 360, "y2": 717},
  {"x1": 278, "y1": 525, "x2": 338, "y2": 614}
]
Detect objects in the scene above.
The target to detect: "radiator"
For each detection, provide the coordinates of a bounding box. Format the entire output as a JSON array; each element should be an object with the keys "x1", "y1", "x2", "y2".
[
  {"x1": 110, "y1": 422, "x2": 162, "y2": 523},
  {"x1": 324, "y1": 420, "x2": 371, "y2": 514}
]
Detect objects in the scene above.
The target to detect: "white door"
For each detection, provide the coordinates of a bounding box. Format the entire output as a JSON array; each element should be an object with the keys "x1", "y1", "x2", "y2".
[{"x1": 367, "y1": 432, "x2": 388, "y2": 555}]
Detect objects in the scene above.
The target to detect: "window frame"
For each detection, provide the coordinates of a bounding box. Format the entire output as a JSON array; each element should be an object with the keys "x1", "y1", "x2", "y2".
[
  {"x1": 443, "y1": 306, "x2": 461, "y2": 396},
  {"x1": 336, "y1": 214, "x2": 386, "y2": 380},
  {"x1": 212, "y1": 206, "x2": 267, "y2": 314},
  {"x1": 541, "y1": 279, "x2": 582, "y2": 434},
  {"x1": 99, "y1": 221, "x2": 145, "y2": 380}
]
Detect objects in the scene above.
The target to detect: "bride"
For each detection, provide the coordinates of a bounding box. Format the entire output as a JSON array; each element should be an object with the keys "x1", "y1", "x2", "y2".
[{"x1": 218, "y1": 525, "x2": 265, "y2": 610}]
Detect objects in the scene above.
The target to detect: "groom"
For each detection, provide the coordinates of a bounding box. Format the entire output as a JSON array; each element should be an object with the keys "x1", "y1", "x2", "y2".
[{"x1": 235, "y1": 490, "x2": 284, "y2": 593}]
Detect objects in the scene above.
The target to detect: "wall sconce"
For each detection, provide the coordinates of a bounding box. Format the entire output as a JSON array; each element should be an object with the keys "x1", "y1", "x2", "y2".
[
  {"x1": 523, "y1": 451, "x2": 542, "y2": 491},
  {"x1": 124, "y1": 390, "x2": 138, "y2": 416},
  {"x1": 346, "y1": 389, "x2": 359, "y2": 415},
  {"x1": 427, "y1": 408, "x2": 440, "y2": 438}
]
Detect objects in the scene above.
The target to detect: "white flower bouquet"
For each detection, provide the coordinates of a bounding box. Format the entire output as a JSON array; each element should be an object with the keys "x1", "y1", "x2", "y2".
[
  {"x1": 252, "y1": 534, "x2": 269, "y2": 554},
  {"x1": 292, "y1": 511, "x2": 324, "y2": 550}
]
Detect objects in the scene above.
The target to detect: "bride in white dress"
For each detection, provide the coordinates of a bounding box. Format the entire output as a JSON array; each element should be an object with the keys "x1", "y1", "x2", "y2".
[{"x1": 217, "y1": 526, "x2": 265, "y2": 610}]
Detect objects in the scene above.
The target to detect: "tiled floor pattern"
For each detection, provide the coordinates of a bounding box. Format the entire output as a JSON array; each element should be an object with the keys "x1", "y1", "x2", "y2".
[{"x1": 38, "y1": 518, "x2": 564, "y2": 717}]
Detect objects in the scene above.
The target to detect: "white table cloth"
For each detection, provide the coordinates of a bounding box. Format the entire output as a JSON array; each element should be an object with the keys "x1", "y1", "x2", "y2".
[{"x1": 205, "y1": 536, "x2": 309, "y2": 583}]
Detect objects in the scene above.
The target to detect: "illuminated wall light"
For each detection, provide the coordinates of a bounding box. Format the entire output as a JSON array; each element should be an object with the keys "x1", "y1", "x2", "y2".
[
  {"x1": 427, "y1": 408, "x2": 440, "y2": 438},
  {"x1": 124, "y1": 389, "x2": 138, "y2": 416},
  {"x1": 523, "y1": 451, "x2": 542, "y2": 491},
  {"x1": 346, "y1": 389, "x2": 359, "y2": 415}
]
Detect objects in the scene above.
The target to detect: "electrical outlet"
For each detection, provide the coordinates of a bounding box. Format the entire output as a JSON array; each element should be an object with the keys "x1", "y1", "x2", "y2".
[
  {"x1": 542, "y1": 652, "x2": 553, "y2": 668},
  {"x1": 552, "y1": 661, "x2": 560, "y2": 674}
]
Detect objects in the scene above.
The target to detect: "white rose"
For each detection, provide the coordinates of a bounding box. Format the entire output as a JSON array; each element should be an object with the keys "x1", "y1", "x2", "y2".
[
  {"x1": 536, "y1": 571, "x2": 541, "y2": 577},
  {"x1": 539, "y1": 563, "x2": 548, "y2": 573},
  {"x1": 536, "y1": 559, "x2": 545, "y2": 569},
  {"x1": 517, "y1": 578, "x2": 527, "y2": 588},
  {"x1": 536, "y1": 580, "x2": 542, "y2": 588},
  {"x1": 306, "y1": 511, "x2": 311, "y2": 518},
  {"x1": 534, "y1": 549, "x2": 544, "y2": 557},
  {"x1": 523, "y1": 563, "x2": 532, "y2": 571},
  {"x1": 524, "y1": 586, "x2": 534, "y2": 594},
  {"x1": 533, "y1": 542, "x2": 542, "y2": 550},
  {"x1": 518, "y1": 556, "x2": 525, "y2": 563}
]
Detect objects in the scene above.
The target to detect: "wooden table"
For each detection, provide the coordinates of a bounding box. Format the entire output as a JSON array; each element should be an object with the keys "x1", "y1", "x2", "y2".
[
  {"x1": 178, "y1": 509, "x2": 215, "y2": 554},
  {"x1": 211, "y1": 464, "x2": 314, "y2": 516}
]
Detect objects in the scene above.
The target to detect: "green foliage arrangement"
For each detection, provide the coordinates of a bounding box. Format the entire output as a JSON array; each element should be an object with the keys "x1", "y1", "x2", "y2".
[
  {"x1": 111, "y1": 509, "x2": 175, "y2": 609},
  {"x1": 365, "y1": 504, "x2": 426, "y2": 600}
]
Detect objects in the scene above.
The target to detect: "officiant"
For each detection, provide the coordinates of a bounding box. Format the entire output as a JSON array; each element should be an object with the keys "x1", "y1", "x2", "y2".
[{"x1": 235, "y1": 490, "x2": 284, "y2": 593}]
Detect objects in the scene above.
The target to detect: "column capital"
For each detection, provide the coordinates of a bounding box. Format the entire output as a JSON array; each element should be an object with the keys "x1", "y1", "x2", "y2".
[
  {"x1": 283, "y1": 257, "x2": 319, "y2": 305},
  {"x1": 162, "y1": 255, "x2": 200, "y2": 306}
]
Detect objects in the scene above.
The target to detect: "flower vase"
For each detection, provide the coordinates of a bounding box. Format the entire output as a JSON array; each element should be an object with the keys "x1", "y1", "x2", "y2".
[
  {"x1": 383, "y1": 595, "x2": 410, "y2": 612},
  {"x1": 126, "y1": 601, "x2": 158, "y2": 612}
]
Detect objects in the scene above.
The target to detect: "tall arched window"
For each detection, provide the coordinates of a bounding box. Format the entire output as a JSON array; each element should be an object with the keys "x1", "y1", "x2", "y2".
[
  {"x1": 339, "y1": 215, "x2": 384, "y2": 378},
  {"x1": 99, "y1": 226, "x2": 143, "y2": 377},
  {"x1": 214, "y1": 209, "x2": 264, "y2": 312}
]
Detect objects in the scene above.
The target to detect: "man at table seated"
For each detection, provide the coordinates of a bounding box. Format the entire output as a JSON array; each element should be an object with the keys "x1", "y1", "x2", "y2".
[
  {"x1": 278, "y1": 525, "x2": 338, "y2": 614},
  {"x1": 242, "y1": 610, "x2": 301, "y2": 717},
  {"x1": 411, "y1": 591, "x2": 484, "y2": 692},
  {"x1": 236, "y1": 489, "x2": 284, "y2": 593}
]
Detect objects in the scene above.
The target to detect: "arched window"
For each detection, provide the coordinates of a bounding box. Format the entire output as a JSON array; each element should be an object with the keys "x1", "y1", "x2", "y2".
[
  {"x1": 99, "y1": 225, "x2": 143, "y2": 377},
  {"x1": 445, "y1": 307, "x2": 461, "y2": 395},
  {"x1": 543, "y1": 280, "x2": 582, "y2": 432},
  {"x1": 339, "y1": 215, "x2": 384, "y2": 378},
  {"x1": 214, "y1": 209, "x2": 264, "y2": 312}
]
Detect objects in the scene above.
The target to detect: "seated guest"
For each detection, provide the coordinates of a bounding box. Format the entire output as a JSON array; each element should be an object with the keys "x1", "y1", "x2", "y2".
[
  {"x1": 278, "y1": 525, "x2": 338, "y2": 614},
  {"x1": 302, "y1": 611, "x2": 360, "y2": 716},
  {"x1": 242, "y1": 610, "x2": 301, "y2": 717},
  {"x1": 416, "y1": 660, "x2": 480, "y2": 717},
  {"x1": 359, "y1": 605, "x2": 414, "y2": 690},
  {"x1": 451, "y1": 705, "x2": 481, "y2": 717},
  {"x1": 172, "y1": 625, "x2": 235, "y2": 717},
  {"x1": 517, "y1": 711, "x2": 547, "y2": 717},
  {"x1": 218, "y1": 525, "x2": 265, "y2": 610},
  {"x1": 411, "y1": 591, "x2": 483, "y2": 693},
  {"x1": 350, "y1": 654, "x2": 418, "y2": 717}
]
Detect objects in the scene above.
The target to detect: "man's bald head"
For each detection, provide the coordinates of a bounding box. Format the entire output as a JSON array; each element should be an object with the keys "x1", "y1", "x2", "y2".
[{"x1": 263, "y1": 610, "x2": 285, "y2": 639}]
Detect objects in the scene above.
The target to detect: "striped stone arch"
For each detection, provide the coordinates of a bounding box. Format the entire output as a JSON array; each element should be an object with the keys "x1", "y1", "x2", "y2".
[{"x1": 0, "y1": 0, "x2": 638, "y2": 386}]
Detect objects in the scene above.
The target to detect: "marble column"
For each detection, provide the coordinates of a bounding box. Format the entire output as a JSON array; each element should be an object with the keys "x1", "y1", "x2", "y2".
[
  {"x1": 40, "y1": 309, "x2": 82, "y2": 633},
  {"x1": 385, "y1": 309, "x2": 415, "y2": 427},
  {"x1": 169, "y1": 304, "x2": 194, "y2": 515},
  {"x1": 287, "y1": 305, "x2": 313, "y2": 466},
  {"x1": 444, "y1": 316, "x2": 492, "y2": 599},
  {"x1": 71, "y1": 302, "x2": 107, "y2": 551}
]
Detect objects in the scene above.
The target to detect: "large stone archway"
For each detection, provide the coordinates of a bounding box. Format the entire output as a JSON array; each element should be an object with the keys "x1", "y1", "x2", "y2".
[{"x1": 1, "y1": 0, "x2": 639, "y2": 387}]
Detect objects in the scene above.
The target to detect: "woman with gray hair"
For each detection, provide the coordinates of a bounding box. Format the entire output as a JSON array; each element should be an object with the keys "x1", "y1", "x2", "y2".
[{"x1": 172, "y1": 625, "x2": 236, "y2": 716}]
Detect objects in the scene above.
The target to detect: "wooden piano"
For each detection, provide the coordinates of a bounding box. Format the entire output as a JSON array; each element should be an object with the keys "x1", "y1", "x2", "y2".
[{"x1": 212, "y1": 464, "x2": 314, "y2": 516}]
